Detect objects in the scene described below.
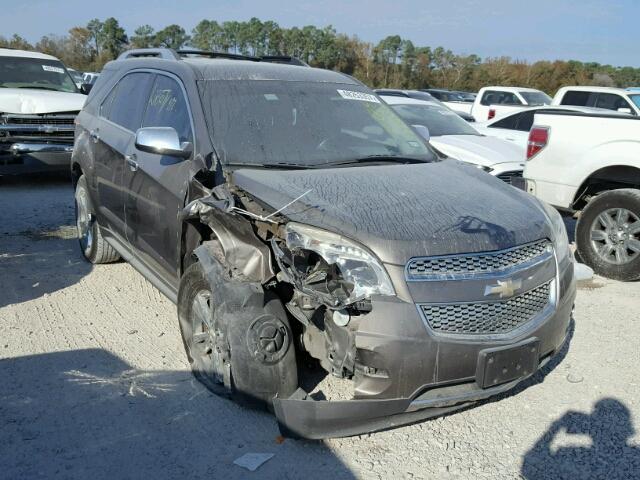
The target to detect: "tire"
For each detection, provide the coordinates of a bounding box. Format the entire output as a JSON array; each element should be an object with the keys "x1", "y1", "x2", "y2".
[
  {"x1": 575, "y1": 188, "x2": 640, "y2": 281},
  {"x1": 177, "y1": 260, "x2": 298, "y2": 406},
  {"x1": 74, "y1": 175, "x2": 120, "y2": 264}
]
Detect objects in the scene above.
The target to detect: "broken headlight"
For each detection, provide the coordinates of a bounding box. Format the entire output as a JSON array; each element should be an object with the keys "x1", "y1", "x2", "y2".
[{"x1": 278, "y1": 223, "x2": 395, "y2": 307}]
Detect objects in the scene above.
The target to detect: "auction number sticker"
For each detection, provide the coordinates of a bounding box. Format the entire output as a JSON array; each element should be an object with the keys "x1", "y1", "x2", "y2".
[
  {"x1": 42, "y1": 65, "x2": 65, "y2": 74},
  {"x1": 337, "y1": 89, "x2": 380, "y2": 103}
]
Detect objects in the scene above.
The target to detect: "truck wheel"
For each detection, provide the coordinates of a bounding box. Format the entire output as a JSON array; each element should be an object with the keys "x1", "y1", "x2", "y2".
[
  {"x1": 177, "y1": 261, "x2": 298, "y2": 406},
  {"x1": 576, "y1": 189, "x2": 640, "y2": 281},
  {"x1": 74, "y1": 175, "x2": 120, "y2": 264}
]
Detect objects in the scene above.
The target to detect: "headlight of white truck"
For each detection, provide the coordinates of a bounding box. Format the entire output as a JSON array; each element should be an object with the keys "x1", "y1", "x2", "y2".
[
  {"x1": 541, "y1": 201, "x2": 572, "y2": 263},
  {"x1": 281, "y1": 222, "x2": 395, "y2": 307}
]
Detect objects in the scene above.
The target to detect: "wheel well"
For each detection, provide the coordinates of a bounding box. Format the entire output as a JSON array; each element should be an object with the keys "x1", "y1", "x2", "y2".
[
  {"x1": 71, "y1": 162, "x2": 83, "y2": 187},
  {"x1": 180, "y1": 220, "x2": 214, "y2": 278},
  {"x1": 573, "y1": 165, "x2": 640, "y2": 210}
]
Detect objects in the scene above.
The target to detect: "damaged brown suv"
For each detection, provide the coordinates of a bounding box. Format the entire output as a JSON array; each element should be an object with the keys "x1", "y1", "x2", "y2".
[{"x1": 71, "y1": 48, "x2": 576, "y2": 439}]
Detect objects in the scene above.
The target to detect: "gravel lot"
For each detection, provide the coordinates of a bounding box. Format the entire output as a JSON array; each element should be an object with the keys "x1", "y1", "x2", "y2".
[{"x1": 1, "y1": 176, "x2": 639, "y2": 479}]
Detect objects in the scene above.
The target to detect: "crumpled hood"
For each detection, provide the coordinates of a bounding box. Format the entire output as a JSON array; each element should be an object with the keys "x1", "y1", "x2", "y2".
[
  {"x1": 430, "y1": 134, "x2": 525, "y2": 168},
  {"x1": 231, "y1": 160, "x2": 552, "y2": 265},
  {"x1": 0, "y1": 88, "x2": 85, "y2": 114}
]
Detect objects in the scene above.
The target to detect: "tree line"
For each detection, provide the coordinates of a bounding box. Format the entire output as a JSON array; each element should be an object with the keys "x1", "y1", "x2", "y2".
[{"x1": 1, "y1": 16, "x2": 639, "y2": 94}]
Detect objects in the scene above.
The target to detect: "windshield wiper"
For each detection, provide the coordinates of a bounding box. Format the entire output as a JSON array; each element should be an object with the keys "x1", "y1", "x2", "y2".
[
  {"x1": 225, "y1": 162, "x2": 313, "y2": 170},
  {"x1": 310, "y1": 155, "x2": 432, "y2": 168},
  {"x1": 14, "y1": 85, "x2": 64, "y2": 92}
]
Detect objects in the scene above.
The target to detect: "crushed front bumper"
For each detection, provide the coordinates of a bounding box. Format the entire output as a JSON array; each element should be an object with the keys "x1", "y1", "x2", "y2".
[
  {"x1": 275, "y1": 258, "x2": 576, "y2": 439},
  {"x1": 275, "y1": 326, "x2": 571, "y2": 439},
  {"x1": 0, "y1": 143, "x2": 73, "y2": 174}
]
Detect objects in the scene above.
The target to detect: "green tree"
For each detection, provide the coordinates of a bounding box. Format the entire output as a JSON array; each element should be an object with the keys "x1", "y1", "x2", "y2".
[
  {"x1": 100, "y1": 17, "x2": 128, "y2": 58},
  {"x1": 154, "y1": 24, "x2": 190, "y2": 49},
  {"x1": 131, "y1": 25, "x2": 155, "y2": 49}
]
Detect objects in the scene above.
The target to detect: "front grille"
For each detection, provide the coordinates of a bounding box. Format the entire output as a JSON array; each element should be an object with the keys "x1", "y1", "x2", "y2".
[
  {"x1": 497, "y1": 170, "x2": 523, "y2": 184},
  {"x1": 2, "y1": 114, "x2": 76, "y2": 126},
  {"x1": 0, "y1": 113, "x2": 76, "y2": 143},
  {"x1": 407, "y1": 239, "x2": 551, "y2": 279},
  {"x1": 419, "y1": 282, "x2": 551, "y2": 335}
]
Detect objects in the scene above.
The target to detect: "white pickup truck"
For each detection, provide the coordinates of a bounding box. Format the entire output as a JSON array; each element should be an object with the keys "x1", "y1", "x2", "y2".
[
  {"x1": 471, "y1": 86, "x2": 552, "y2": 122},
  {"x1": 523, "y1": 111, "x2": 640, "y2": 281},
  {"x1": 0, "y1": 48, "x2": 87, "y2": 174}
]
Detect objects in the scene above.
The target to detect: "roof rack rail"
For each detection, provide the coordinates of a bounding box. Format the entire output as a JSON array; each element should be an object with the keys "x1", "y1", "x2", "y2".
[
  {"x1": 176, "y1": 49, "x2": 260, "y2": 61},
  {"x1": 260, "y1": 55, "x2": 309, "y2": 67},
  {"x1": 117, "y1": 48, "x2": 308, "y2": 67},
  {"x1": 117, "y1": 48, "x2": 181, "y2": 60}
]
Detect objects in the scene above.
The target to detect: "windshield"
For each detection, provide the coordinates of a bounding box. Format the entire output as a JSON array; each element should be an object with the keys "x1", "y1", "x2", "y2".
[
  {"x1": 519, "y1": 91, "x2": 552, "y2": 105},
  {"x1": 629, "y1": 95, "x2": 640, "y2": 110},
  {"x1": 201, "y1": 80, "x2": 436, "y2": 167},
  {"x1": 0, "y1": 56, "x2": 77, "y2": 93},
  {"x1": 390, "y1": 102, "x2": 479, "y2": 137}
]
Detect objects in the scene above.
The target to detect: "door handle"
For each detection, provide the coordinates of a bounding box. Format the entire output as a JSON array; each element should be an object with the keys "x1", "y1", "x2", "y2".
[
  {"x1": 125, "y1": 154, "x2": 138, "y2": 172},
  {"x1": 89, "y1": 129, "x2": 100, "y2": 143}
]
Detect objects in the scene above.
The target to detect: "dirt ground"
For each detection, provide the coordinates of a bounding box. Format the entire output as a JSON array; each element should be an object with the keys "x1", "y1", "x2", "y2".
[{"x1": 1, "y1": 176, "x2": 639, "y2": 479}]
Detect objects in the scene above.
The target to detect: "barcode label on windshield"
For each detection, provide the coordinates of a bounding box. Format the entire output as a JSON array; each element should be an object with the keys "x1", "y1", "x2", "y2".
[
  {"x1": 42, "y1": 65, "x2": 65, "y2": 74},
  {"x1": 337, "y1": 90, "x2": 380, "y2": 103}
]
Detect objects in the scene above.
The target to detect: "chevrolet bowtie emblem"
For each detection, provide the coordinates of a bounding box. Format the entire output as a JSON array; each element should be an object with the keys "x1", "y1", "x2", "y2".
[{"x1": 484, "y1": 278, "x2": 522, "y2": 299}]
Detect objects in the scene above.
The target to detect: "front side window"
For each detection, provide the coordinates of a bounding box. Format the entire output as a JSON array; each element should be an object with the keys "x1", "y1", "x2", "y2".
[
  {"x1": 595, "y1": 93, "x2": 633, "y2": 112},
  {"x1": 391, "y1": 103, "x2": 479, "y2": 137},
  {"x1": 106, "y1": 72, "x2": 154, "y2": 131},
  {"x1": 200, "y1": 81, "x2": 435, "y2": 167},
  {"x1": 142, "y1": 75, "x2": 193, "y2": 144},
  {"x1": 0, "y1": 55, "x2": 77, "y2": 93},
  {"x1": 519, "y1": 91, "x2": 551, "y2": 105}
]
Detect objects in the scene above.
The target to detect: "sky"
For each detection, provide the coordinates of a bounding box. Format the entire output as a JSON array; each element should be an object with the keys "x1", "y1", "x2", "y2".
[{"x1": 3, "y1": 0, "x2": 639, "y2": 67}]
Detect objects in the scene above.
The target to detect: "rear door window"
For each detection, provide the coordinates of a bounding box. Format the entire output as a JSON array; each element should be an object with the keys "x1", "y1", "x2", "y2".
[
  {"x1": 105, "y1": 72, "x2": 154, "y2": 131},
  {"x1": 142, "y1": 75, "x2": 193, "y2": 144},
  {"x1": 560, "y1": 90, "x2": 592, "y2": 106}
]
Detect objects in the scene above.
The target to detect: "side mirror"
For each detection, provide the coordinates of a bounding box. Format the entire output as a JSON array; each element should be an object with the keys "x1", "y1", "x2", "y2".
[
  {"x1": 80, "y1": 83, "x2": 93, "y2": 95},
  {"x1": 135, "y1": 127, "x2": 193, "y2": 158},
  {"x1": 412, "y1": 124, "x2": 430, "y2": 143},
  {"x1": 617, "y1": 107, "x2": 632, "y2": 114}
]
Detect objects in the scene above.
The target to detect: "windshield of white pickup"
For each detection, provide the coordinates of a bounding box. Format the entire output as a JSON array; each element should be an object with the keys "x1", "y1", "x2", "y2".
[{"x1": 0, "y1": 56, "x2": 77, "y2": 93}]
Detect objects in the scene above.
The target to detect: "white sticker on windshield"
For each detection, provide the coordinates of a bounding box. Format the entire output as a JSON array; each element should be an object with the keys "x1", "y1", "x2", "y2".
[
  {"x1": 264, "y1": 94, "x2": 279, "y2": 101},
  {"x1": 42, "y1": 65, "x2": 65, "y2": 74},
  {"x1": 337, "y1": 89, "x2": 380, "y2": 103}
]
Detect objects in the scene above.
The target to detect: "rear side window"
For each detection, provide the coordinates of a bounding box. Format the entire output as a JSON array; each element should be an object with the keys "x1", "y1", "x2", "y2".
[
  {"x1": 104, "y1": 72, "x2": 154, "y2": 131},
  {"x1": 514, "y1": 110, "x2": 535, "y2": 131},
  {"x1": 142, "y1": 75, "x2": 193, "y2": 144},
  {"x1": 490, "y1": 112, "x2": 519, "y2": 129},
  {"x1": 560, "y1": 90, "x2": 591, "y2": 106}
]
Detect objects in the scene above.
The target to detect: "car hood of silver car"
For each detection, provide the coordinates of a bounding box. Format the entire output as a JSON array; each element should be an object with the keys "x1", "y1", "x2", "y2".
[{"x1": 231, "y1": 159, "x2": 552, "y2": 265}]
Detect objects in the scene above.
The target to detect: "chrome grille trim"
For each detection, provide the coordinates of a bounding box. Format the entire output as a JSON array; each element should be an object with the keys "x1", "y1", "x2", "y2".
[
  {"x1": 418, "y1": 282, "x2": 551, "y2": 335},
  {"x1": 406, "y1": 239, "x2": 552, "y2": 281}
]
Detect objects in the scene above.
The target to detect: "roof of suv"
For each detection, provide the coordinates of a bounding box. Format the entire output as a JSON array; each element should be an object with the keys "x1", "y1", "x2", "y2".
[
  {"x1": 0, "y1": 48, "x2": 60, "y2": 61},
  {"x1": 182, "y1": 57, "x2": 356, "y2": 83},
  {"x1": 110, "y1": 48, "x2": 357, "y2": 84},
  {"x1": 556, "y1": 86, "x2": 631, "y2": 95}
]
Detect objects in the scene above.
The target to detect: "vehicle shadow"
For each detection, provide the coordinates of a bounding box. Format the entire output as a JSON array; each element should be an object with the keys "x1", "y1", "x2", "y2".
[
  {"x1": 0, "y1": 174, "x2": 93, "y2": 308},
  {"x1": 521, "y1": 398, "x2": 640, "y2": 479},
  {"x1": 0, "y1": 349, "x2": 355, "y2": 479}
]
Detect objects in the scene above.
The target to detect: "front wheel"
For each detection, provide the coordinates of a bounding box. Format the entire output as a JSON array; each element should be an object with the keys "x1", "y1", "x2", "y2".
[
  {"x1": 576, "y1": 189, "x2": 640, "y2": 281},
  {"x1": 177, "y1": 260, "x2": 298, "y2": 406}
]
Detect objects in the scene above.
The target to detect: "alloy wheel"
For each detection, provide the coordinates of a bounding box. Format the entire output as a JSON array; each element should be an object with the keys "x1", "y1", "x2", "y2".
[{"x1": 590, "y1": 207, "x2": 640, "y2": 265}]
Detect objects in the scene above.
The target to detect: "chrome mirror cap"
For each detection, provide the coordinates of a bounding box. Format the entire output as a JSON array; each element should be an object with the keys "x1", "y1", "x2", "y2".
[{"x1": 135, "y1": 127, "x2": 192, "y2": 158}]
